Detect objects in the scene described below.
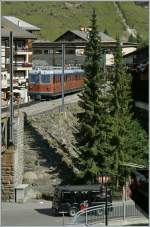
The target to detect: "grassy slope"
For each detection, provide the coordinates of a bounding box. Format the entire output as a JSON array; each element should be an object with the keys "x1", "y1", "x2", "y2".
[
  {"x1": 118, "y1": 2, "x2": 149, "y2": 40},
  {"x1": 2, "y1": 1, "x2": 148, "y2": 41}
]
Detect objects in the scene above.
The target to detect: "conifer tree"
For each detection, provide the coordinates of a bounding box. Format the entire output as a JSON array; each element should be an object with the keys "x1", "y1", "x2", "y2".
[
  {"x1": 76, "y1": 9, "x2": 113, "y2": 183},
  {"x1": 110, "y1": 37, "x2": 148, "y2": 186},
  {"x1": 104, "y1": 28, "x2": 109, "y2": 35}
]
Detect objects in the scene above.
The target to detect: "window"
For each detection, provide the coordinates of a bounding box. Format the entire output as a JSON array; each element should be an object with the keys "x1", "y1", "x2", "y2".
[
  {"x1": 15, "y1": 40, "x2": 25, "y2": 50},
  {"x1": 66, "y1": 49, "x2": 75, "y2": 54},
  {"x1": 29, "y1": 74, "x2": 40, "y2": 83},
  {"x1": 41, "y1": 74, "x2": 50, "y2": 83},
  {"x1": 44, "y1": 50, "x2": 49, "y2": 54},
  {"x1": 33, "y1": 49, "x2": 42, "y2": 54},
  {"x1": 55, "y1": 49, "x2": 62, "y2": 54}
]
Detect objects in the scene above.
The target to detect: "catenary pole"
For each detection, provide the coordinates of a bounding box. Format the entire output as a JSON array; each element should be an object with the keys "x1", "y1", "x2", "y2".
[
  {"x1": 61, "y1": 43, "x2": 65, "y2": 112},
  {"x1": 9, "y1": 31, "x2": 14, "y2": 144}
]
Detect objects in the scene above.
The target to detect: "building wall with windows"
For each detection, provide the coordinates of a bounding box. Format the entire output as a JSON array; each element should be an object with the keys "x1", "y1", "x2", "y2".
[{"x1": 1, "y1": 16, "x2": 39, "y2": 89}]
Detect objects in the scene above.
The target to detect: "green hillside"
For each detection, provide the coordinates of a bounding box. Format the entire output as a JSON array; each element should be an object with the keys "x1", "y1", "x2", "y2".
[
  {"x1": 117, "y1": 1, "x2": 149, "y2": 41},
  {"x1": 2, "y1": 1, "x2": 148, "y2": 41}
]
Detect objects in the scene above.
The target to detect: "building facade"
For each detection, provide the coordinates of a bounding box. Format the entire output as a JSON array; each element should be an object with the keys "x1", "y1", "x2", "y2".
[
  {"x1": 1, "y1": 17, "x2": 40, "y2": 88},
  {"x1": 32, "y1": 29, "x2": 137, "y2": 68}
]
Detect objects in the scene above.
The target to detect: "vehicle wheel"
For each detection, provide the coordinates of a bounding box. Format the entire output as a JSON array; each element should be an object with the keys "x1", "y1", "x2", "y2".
[
  {"x1": 36, "y1": 95, "x2": 41, "y2": 100},
  {"x1": 96, "y1": 209, "x2": 104, "y2": 216},
  {"x1": 52, "y1": 208, "x2": 58, "y2": 216},
  {"x1": 69, "y1": 207, "x2": 78, "y2": 217}
]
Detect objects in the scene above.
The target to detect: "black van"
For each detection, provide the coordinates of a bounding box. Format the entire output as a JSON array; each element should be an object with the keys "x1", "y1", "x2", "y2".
[{"x1": 52, "y1": 184, "x2": 112, "y2": 217}]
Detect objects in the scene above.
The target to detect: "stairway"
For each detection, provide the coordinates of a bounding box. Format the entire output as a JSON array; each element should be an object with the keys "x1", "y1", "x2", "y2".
[
  {"x1": 23, "y1": 124, "x2": 61, "y2": 199},
  {"x1": 23, "y1": 122, "x2": 75, "y2": 200}
]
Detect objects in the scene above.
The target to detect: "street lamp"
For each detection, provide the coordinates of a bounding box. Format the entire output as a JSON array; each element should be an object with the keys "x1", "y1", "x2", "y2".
[{"x1": 97, "y1": 173, "x2": 111, "y2": 226}]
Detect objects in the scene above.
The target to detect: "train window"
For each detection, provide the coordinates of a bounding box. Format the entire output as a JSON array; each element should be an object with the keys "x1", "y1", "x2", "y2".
[
  {"x1": 41, "y1": 74, "x2": 50, "y2": 83},
  {"x1": 30, "y1": 74, "x2": 40, "y2": 83}
]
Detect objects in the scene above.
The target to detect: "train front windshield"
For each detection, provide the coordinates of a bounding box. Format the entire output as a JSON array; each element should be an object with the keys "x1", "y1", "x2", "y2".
[
  {"x1": 29, "y1": 74, "x2": 40, "y2": 83},
  {"x1": 41, "y1": 74, "x2": 50, "y2": 83}
]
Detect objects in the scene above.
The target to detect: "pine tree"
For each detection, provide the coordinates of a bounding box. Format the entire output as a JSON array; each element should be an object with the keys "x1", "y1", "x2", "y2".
[
  {"x1": 128, "y1": 34, "x2": 137, "y2": 43},
  {"x1": 136, "y1": 32, "x2": 143, "y2": 43},
  {"x1": 104, "y1": 28, "x2": 109, "y2": 35},
  {"x1": 110, "y1": 37, "x2": 148, "y2": 186},
  {"x1": 75, "y1": 9, "x2": 113, "y2": 183}
]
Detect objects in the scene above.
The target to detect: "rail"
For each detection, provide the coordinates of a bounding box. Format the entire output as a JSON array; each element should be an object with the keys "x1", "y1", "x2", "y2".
[
  {"x1": 73, "y1": 201, "x2": 143, "y2": 225},
  {"x1": 1, "y1": 101, "x2": 40, "y2": 114}
]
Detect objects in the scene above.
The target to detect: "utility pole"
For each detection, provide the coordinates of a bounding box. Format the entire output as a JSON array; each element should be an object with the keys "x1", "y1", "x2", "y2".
[
  {"x1": 103, "y1": 50, "x2": 106, "y2": 79},
  {"x1": 9, "y1": 31, "x2": 14, "y2": 145},
  {"x1": 61, "y1": 43, "x2": 65, "y2": 112}
]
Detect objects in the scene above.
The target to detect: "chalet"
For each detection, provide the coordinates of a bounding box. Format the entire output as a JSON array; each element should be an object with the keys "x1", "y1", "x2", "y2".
[{"x1": 32, "y1": 29, "x2": 137, "y2": 67}]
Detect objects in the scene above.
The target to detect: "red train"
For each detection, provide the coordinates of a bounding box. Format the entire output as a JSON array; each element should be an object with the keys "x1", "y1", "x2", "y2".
[{"x1": 28, "y1": 67, "x2": 85, "y2": 100}]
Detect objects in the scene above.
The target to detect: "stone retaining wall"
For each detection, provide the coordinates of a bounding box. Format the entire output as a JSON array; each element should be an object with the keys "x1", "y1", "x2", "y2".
[
  {"x1": 1, "y1": 146, "x2": 15, "y2": 201},
  {"x1": 1, "y1": 113, "x2": 24, "y2": 201}
]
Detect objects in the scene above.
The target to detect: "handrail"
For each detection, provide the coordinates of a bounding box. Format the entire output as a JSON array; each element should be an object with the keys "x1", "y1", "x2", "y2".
[{"x1": 73, "y1": 200, "x2": 143, "y2": 225}]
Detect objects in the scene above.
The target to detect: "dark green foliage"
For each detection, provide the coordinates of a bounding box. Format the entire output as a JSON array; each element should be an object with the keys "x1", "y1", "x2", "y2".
[
  {"x1": 104, "y1": 28, "x2": 109, "y2": 35},
  {"x1": 136, "y1": 32, "x2": 143, "y2": 43},
  {"x1": 76, "y1": 9, "x2": 113, "y2": 183},
  {"x1": 109, "y1": 37, "x2": 148, "y2": 186},
  {"x1": 128, "y1": 34, "x2": 137, "y2": 43},
  {"x1": 75, "y1": 11, "x2": 148, "y2": 186}
]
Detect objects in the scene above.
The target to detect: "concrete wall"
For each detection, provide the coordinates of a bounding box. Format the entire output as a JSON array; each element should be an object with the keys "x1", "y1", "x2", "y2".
[
  {"x1": 1, "y1": 113, "x2": 24, "y2": 201},
  {"x1": 13, "y1": 113, "x2": 24, "y2": 187}
]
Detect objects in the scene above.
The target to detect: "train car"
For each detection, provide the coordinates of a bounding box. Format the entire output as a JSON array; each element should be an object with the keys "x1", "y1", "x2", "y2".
[{"x1": 28, "y1": 67, "x2": 85, "y2": 100}]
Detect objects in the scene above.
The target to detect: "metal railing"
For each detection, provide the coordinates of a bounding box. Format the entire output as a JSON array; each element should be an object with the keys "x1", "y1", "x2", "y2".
[{"x1": 73, "y1": 201, "x2": 143, "y2": 225}]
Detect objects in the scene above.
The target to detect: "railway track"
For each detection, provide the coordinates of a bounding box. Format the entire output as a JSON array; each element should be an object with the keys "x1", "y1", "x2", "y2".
[
  {"x1": 2, "y1": 93, "x2": 80, "y2": 117},
  {"x1": 1, "y1": 101, "x2": 40, "y2": 114}
]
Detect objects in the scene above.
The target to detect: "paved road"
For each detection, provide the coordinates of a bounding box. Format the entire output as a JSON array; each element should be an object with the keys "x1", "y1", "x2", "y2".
[
  {"x1": 1, "y1": 200, "x2": 73, "y2": 226},
  {"x1": 1, "y1": 199, "x2": 148, "y2": 226}
]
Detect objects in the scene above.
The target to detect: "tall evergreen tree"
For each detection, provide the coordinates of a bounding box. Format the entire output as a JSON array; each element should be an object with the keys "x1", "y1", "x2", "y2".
[
  {"x1": 104, "y1": 28, "x2": 109, "y2": 35},
  {"x1": 76, "y1": 9, "x2": 113, "y2": 183},
  {"x1": 110, "y1": 37, "x2": 148, "y2": 186},
  {"x1": 128, "y1": 34, "x2": 137, "y2": 43},
  {"x1": 136, "y1": 32, "x2": 143, "y2": 43}
]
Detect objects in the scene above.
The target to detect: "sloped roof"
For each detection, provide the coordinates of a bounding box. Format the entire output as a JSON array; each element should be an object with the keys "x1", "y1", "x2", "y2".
[
  {"x1": 98, "y1": 31, "x2": 116, "y2": 43},
  {"x1": 1, "y1": 17, "x2": 36, "y2": 39},
  {"x1": 55, "y1": 30, "x2": 116, "y2": 43},
  {"x1": 3, "y1": 16, "x2": 40, "y2": 31}
]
